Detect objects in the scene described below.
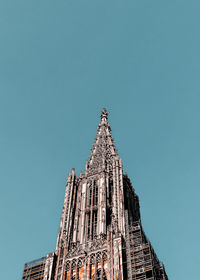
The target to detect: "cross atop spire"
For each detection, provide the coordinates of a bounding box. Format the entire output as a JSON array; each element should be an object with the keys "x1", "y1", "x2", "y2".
[{"x1": 85, "y1": 109, "x2": 118, "y2": 176}]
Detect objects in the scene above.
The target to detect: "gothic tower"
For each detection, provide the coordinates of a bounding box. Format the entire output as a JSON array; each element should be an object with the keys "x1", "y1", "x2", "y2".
[
  {"x1": 53, "y1": 109, "x2": 168, "y2": 280},
  {"x1": 22, "y1": 109, "x2": 168, "y2": 280}
]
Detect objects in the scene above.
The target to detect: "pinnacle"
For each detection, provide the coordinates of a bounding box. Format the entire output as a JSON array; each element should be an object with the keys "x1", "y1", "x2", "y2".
[
  {"x1": 85, "y1": 109, "x2": 118, "y2": 175},
  {"x1": 100, "y1": 108, "x2": 108, "y2": 121}
]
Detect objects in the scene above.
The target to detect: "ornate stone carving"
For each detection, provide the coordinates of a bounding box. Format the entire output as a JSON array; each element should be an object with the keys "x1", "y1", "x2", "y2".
[{"x1": 86, "y1": 109, "x2": 118, "y2": 176}]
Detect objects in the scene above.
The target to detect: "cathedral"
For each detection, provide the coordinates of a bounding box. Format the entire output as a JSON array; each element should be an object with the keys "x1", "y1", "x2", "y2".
[{"x1": 22, "y1": 109, "x2": 168, "y2": 280}]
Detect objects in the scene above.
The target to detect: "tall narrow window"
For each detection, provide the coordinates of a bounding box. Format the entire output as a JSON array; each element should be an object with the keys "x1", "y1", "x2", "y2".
[
  {"x1": 85, "y1": 179, "x2": 99, "y2": 240},
  {"x1": 87, "y1": 183, "x2": 92, "y2": 208},
  {"x1": 109, "y1": 179, "x2": 113, "y2": 205},
  {"x1": 86, "y1": 212, "x2": 90, "y2": 240},
  {"x1": 89, "y1": 186, "x2": 92, "y2": 206},
  {"x1": 93, "y1": 180, "x2": 98, "y2": 206},
  {"x1": 93, "y1": 210, "x2": 98, "y2": 237}
]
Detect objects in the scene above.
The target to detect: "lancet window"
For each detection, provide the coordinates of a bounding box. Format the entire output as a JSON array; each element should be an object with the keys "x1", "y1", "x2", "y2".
[
  {"x1": 92, "y1": 210, "x2": 98, "y2": 237},
  {"x1": 93, "y1": 180, "x2": 98, "y2": 206},
  {"x1": 85, "y1": 179, "x2": 99, "y2": 240},
  {"x1": 86, "y1": 211, "x2": 91, "y2": 239},
  {"x1": 108, "y1": 178, "x2": 113, "y2": 205},
  {"x1": 87, "y1": 186, "x2": 92, "y2": 208}
]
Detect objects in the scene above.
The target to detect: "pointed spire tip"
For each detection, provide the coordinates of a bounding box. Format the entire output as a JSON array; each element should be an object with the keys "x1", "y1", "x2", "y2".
[{"x1": 101, "y1": 108, "x2": 108, "y2": 120}]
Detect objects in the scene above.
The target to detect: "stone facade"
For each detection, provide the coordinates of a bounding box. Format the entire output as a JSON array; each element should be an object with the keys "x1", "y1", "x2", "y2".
[{"x1": 22, "y1": 109, "x2": 168, "y2": 280}]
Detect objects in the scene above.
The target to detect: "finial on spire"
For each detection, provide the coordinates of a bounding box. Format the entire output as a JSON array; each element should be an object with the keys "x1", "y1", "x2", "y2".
[{"x1": 101, "y1": 108, "x2": 108, "y2": 120}]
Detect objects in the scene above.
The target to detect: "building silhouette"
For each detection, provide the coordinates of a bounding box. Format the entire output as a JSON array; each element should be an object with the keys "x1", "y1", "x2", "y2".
[{"x1": 22, "y1": 109, "x2": 168, "y2": 280}]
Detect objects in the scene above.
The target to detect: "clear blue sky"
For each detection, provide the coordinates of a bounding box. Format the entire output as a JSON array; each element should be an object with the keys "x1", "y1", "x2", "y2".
[{"x1": 0, "y1": 0, "x2": 200, "y2": 279}]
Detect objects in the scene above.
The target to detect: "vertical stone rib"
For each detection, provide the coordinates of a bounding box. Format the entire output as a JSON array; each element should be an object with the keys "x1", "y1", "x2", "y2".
[
  {"x1": 80, "y1": 182, "x2": 86, "y2": 244},
  {"x1": 89, "y1": 180, "x2": 94, "y2": 240}
]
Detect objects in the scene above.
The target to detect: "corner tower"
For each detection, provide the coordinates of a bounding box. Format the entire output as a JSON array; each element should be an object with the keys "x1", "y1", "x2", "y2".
[{"x1": 54, "y1": 109, "x2": 168, "y2": 280}]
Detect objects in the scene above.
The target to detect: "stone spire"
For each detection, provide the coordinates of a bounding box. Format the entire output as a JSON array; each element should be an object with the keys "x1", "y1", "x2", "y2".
[{"x1": 85, "y1": 108, "x2": 118, "y2": 175}]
